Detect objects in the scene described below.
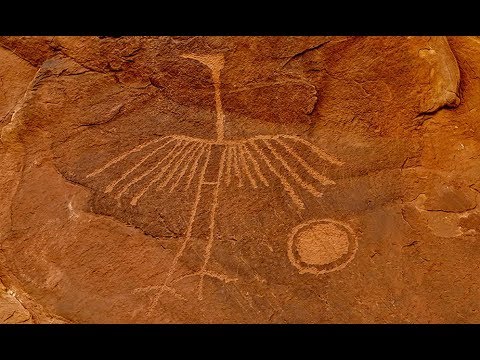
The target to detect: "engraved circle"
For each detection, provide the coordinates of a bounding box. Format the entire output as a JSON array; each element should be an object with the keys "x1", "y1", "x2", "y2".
[
  {"x1": 288, "y1": 219, "x2": 357, "y2": 275},
  {"x1": 296, "y1": 223, "x2": 349, "y2": 265}
]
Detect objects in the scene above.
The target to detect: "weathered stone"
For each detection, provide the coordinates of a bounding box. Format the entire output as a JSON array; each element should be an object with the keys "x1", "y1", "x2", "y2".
[
  {"x1": 0, "y1": 278, "x2": 32, "y2": 324},
  {"x1": 0, "y1": 36, "x2": 479, "y2": 323}
]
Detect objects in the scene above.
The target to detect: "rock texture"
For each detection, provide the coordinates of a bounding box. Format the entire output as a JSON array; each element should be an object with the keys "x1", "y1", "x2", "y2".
[{"x1": 0, "y1": 36, "x2": 479, "y2": 323}]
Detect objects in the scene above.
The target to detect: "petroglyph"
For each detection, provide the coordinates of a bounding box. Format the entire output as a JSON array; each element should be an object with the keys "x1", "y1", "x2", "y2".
[
  {"x1": 288, "y1": 219, "x2": 358, "y2": 275},
  {"x1": 85, "y1": 52, "x2": 347, "y2": 311}
]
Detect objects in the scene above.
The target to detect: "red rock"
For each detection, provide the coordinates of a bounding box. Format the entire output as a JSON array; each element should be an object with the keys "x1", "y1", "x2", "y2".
[{"x1": 0, "y1": 36, "x2": 479, "y2": 323}]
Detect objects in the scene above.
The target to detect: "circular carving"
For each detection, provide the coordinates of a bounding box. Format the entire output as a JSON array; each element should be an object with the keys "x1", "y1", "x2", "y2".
[{"x1": 288, "y1": 219, "x2": 358, "y2": 275}]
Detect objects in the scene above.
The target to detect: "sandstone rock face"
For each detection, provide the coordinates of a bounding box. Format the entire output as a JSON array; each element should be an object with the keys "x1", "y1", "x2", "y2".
[{"x1": 0, "y1": 36, "x2": 479, "y2": 323}]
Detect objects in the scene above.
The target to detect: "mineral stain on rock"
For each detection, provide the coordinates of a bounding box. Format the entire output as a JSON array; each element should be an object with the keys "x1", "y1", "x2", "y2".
[{"x1": 0, "y1": 36, "x2": 479, "y2": 323}]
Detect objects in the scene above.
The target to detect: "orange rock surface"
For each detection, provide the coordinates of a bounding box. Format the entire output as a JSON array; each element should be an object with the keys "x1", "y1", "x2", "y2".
[{"x1": 0, "y1": 36, "x2": 479, "y2": 323}]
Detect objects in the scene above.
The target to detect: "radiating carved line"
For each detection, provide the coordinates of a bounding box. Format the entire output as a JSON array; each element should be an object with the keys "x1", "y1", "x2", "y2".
[
  {"x1": 145, "y1": 145, "x2": 212, "y2": 315},
  {"x1": 129, "y1": 140, "x2": 190, "y2": 205},
  {"x1": 274, "y1": 138, "x2": 336, "y2": 185},
  {"x1": 237, "y1": 144, "x2": 257, "y2": 188},
  {"x1": 170, "y1": 143, "x2": 206, "y2": 192},
  {"x1": 103, "y1": 138, "x2": 175, "y2": 194},
  {"x1": 232, "y1": 146, "x2": 243, "y2": 187},
  {"x1": 261, "y1": 139, "x2": 323, "y2": 197},
  {"x1": 225, "y1": 146, "x2": 233, "y2": 186},
  {"x1": 185, "y1": 144, "x2": 208, "y2": 190},
  {"x1": 114, "y1": 139, "x2": 183, "y2": 200},
  {"x1": 157, "y1": 141, "x2": 201, "y2": 192},
  {"x1": 86, "y1": 137, "x2": 165, "y2": 179},
  {"x1": 276, "y1": 134, "x2": 343, "y2": 166},
  {"x1": 247, "y1": 141, "x2": 305, "y2": 209},
  {"x1": 241, "y1": 143, "x2": 269, "y2": 187}
]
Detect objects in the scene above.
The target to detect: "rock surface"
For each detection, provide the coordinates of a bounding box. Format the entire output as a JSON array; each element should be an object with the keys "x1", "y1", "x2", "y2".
[{"x1": 0, "y1": 36, "x2": 479, "y2": 323}]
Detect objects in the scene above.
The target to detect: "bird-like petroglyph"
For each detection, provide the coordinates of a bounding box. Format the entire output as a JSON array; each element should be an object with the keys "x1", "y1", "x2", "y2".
[{"x1": 85, "y1": 53, "x2": 350, "y2": 312}]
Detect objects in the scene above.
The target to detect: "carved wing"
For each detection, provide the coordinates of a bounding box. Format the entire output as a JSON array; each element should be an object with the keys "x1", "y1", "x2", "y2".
[
  {"x1": 86, "y1": 133, "x2": 343, "y2": 210},
  {"x1": 223, "y1": 134, "x2": 343, "y2": 209}
]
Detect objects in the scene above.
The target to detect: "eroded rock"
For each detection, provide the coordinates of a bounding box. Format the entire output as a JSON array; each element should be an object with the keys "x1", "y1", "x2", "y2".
[{"x1": 0, "y1": 36, "x2": 479, "y2": 323}]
